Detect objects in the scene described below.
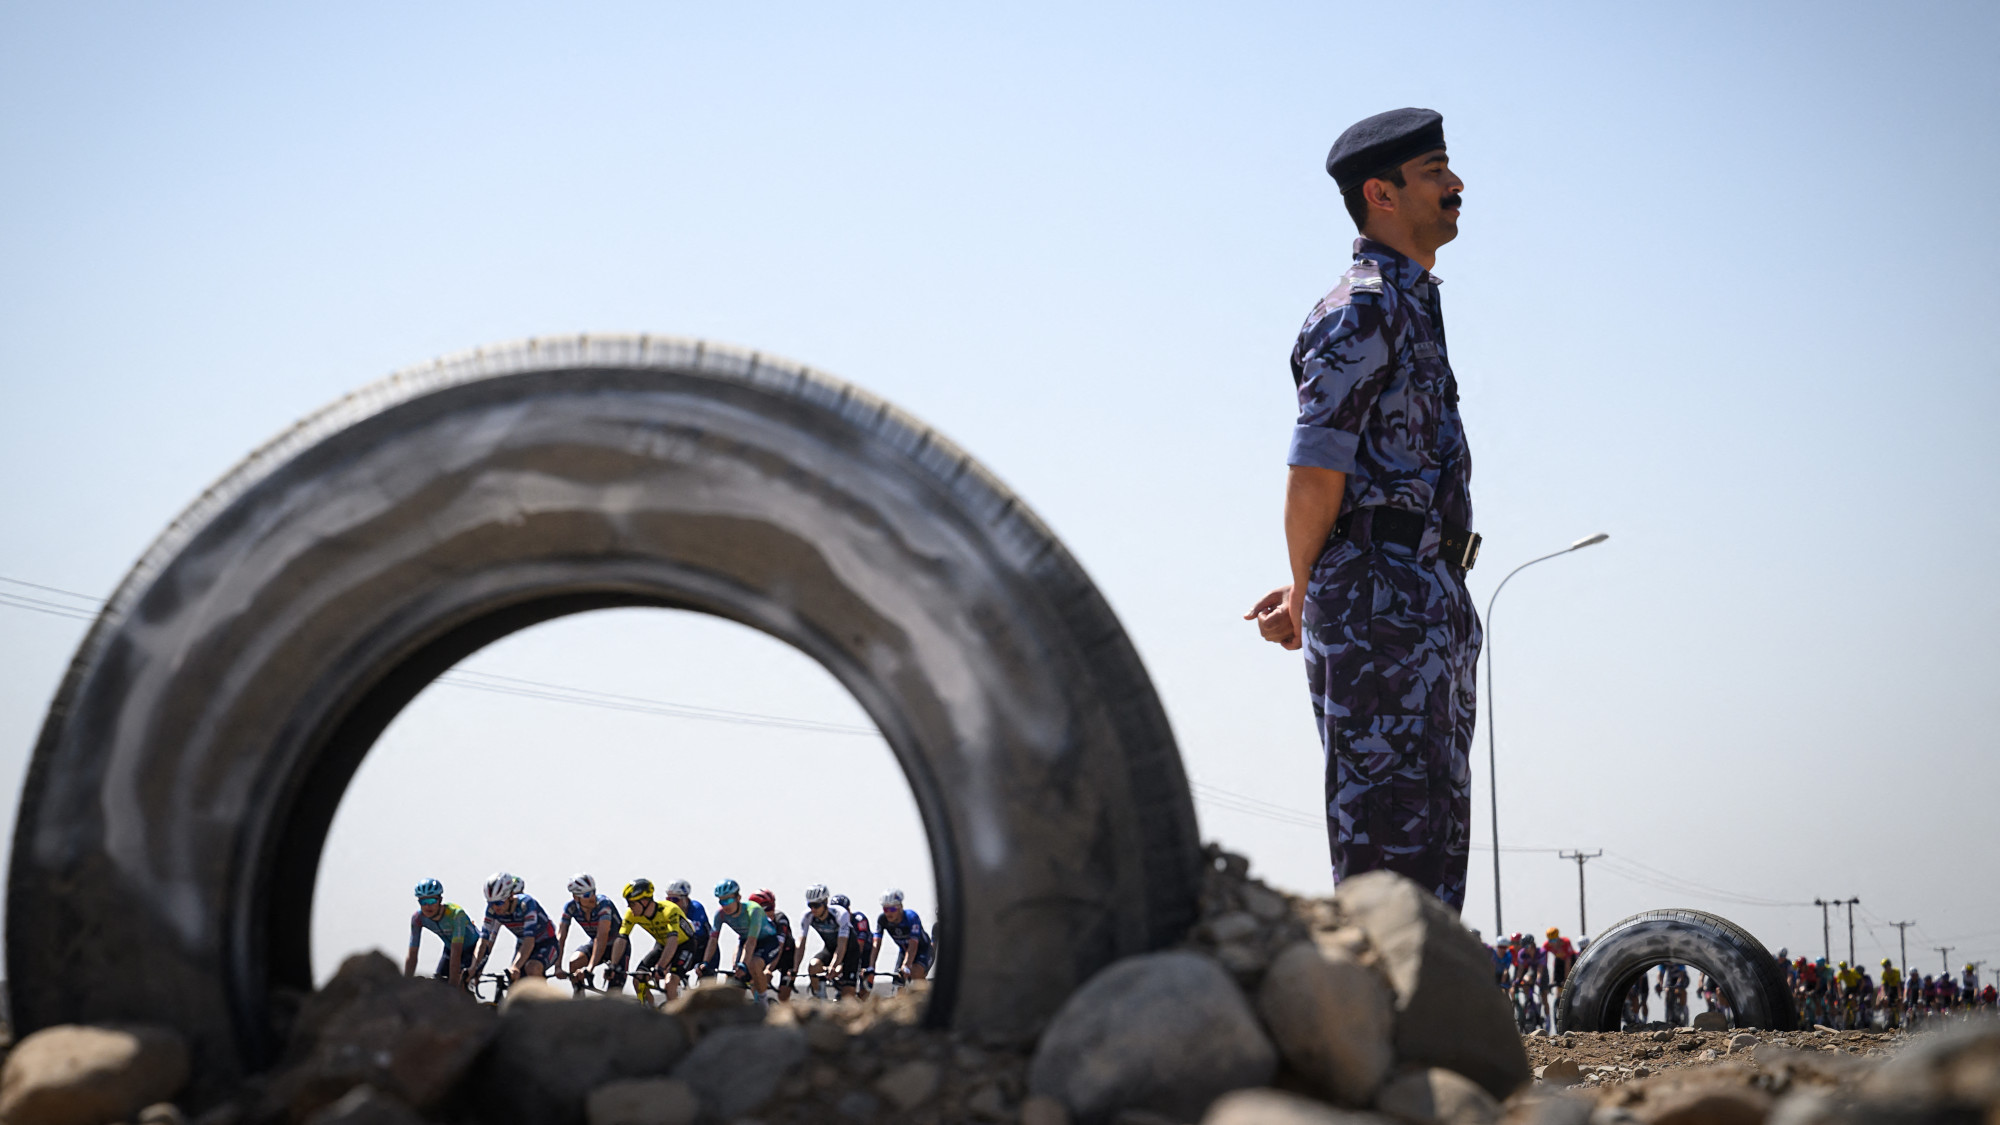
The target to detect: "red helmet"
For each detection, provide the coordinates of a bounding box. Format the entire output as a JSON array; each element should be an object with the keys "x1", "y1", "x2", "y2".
[{"x1": 749, "y1": 889, "x2": 776, "y2": 910}]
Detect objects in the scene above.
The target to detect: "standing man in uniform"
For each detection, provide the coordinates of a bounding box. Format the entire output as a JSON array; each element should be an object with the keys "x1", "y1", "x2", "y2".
[{"x1": 1246, "y1": 107, "x2": 1482, "y2": 911}]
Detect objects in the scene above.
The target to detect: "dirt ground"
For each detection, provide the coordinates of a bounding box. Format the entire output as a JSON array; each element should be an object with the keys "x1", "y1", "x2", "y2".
[{"x1": 1522, "y1": 1024, "x2": 1905, "y2": 1089}]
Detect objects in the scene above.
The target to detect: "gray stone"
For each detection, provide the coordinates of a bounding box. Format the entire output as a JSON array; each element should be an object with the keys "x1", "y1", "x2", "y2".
[
  {"x1": 1728, "y1": 1033, "x2": 1760, "y2": 1052},
  {"x1": 1202, "y1": 1088, "x2": 1395, "y2": 1124},
  {"x1": 1333, "y1": 872, "x2": 1530, "y2": 1101},
  {"x1": 1257, "y1": 942, "x2": 1395, "y2": 1105},
  {"x1": 835, "y1": 1090, "x2": 880, "y2": 1120},
  {"x1": 669, "y1": 1024, "x2": 807, "y2": 1121},
  {"x1": 1375, "y1": 1068, "x2": 1500, "y2": 1125},
  {"x1": 1497, "y1": 1091, "x2": 1591, "y2": 1125},
  {"x1": 966, "y1": 1082, "x2": 1011, "y2": 1121},
  {"x1": 1532, "y1": 1059, "x2": 1582, "y2": 1087},
  {"x1": 138, "y1": 1104, "x2": 188, "y2": 1125},
  {"x1": 300, "y1": 1086, "x2": 426, "y2": 1125},
  {"x1": 1029, "y1": 951, "x2": 1277, "y2": 1125},
  {"x1": 873, "y1": 1059, "x2": 941, "y2": 1111},
  {"x1": 1691, "y1": 1012, "x2": 1728, "y2": 1032},
  {"x1": 1243, "y1": 885, "x2": 1292, "y2": 924},
  {"x1": 472, "y1": 992, "x2": 690, "y2": 1125},
  {"x1": 1861, "y1": 1016, "x2": 2000, "y2": 1106},
  {"x1": 1021, "y1": 1094, "x2": 1073, "y2": 1125},
  {"x1": 585, "y1": 1077, "x2": 699, "y2": 1125},
  {"x1": 0, "y1": 1023, "x2": 191, "y2": 1125},
  {"x1": 1208, "y1": 913, "x2": 1261, "y2": 944}
]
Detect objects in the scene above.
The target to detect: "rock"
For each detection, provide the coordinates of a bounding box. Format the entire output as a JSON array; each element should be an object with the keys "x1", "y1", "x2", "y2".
[
  {"x1": 300, "y1": 1086, "x2": 426, "y2": 1125},
  {"x1": 1021, "y1": 1093, "x2": 1074, "y2": 1125},
  {"x1": 801, "y1": 1018, "x2": 848, "y2": 1055},
  {"x1": 1112, "y1": 1111, "x2": 1184, "y2": 1125},
  {"x1": 263, "y1": 952, "x2": 496, "y2": 1120},
  {"x1": 1333, "y1": 872, "x2": 1530, "y2": 1101},
  {"x1": 1375, "y1": 1067, "x2": 1501, "y2": 1125},
  {"x1": 834, "y1": 1090, "x2": 880, "y2": 1120},
  {"x1": 1256, "y1": 942, "x2": 1395, "y2": 1105},
  {"x1": 0, "y1": 1023, "x2": 191, "y2": 1125},
  {"x1": 1532, "y1": 1060, "x2": 1582, "y2": 1087},
  {"x1": 584, "y1": 1077, "x2": 699, "y2": 1125},
  {"x1": 1496, "y1": 1091, "x2": 1590, "y2": 1125},
  {"x1": 471, "y1": 994, "x2": 690, "y2": 1125},
  {"x1": 1242, "y1": 885, "x2": 1291, "y2": 923},
  {"x1": 1643, "y1": 1084, "x2": 1772, "y2": 1125},
  {"x1": 1729, "y1": 1034, "x2": 1760, "y2": 1052},
  {"x1": 1202, "y1": 1088, "x2": 1396, "y2": 1124},
  {"x1": 874, "y1": 1060, "x2": 941, "y2": 1111},
  {"x1": 966, "y1": 1082, "x2": 1012, "y2": 1121},
  {"x1": 669, "y1": 1024, "x2": 806, "y2": 1121},
  {"x1": 1209, "y1": 913, "x2": 1261, "y2": 944},
  {"x1": 1700, "y1": 1050, "x2": 1718, "y2": 1061},
  {"x1": 138, "y1": 1104, "x2": 188, "y2": 1125},
  {"x1": 1649, "y1": 1030, "x2": 1673, "y2": 1043},
  {"x1": 1028, "y1": 951, "x2": 1277, "y2": 1125},
  {"x1": 1691, "y1": 1012, "x2": 1728, "y2": 1032}
]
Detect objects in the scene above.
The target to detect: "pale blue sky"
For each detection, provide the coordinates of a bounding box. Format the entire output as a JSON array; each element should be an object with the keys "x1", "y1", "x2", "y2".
[{"x1": 2, "y1": 3, "x2": 1996, "y2": 983}]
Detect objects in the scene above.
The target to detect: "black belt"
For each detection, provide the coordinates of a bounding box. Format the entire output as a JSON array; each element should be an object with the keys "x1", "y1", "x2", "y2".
[{"x1": 1332, "y1": 507, "x2": 1482, "y2": 571}]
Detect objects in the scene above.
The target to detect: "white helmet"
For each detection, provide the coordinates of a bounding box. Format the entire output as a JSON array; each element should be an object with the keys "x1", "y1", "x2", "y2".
[
  {"x1": 881, "y1": 888, "x2": 905, "y2": 906},
  {"x1": 665, "y1": 879, "x2": 692, "y2": 897},
  {"x1": 804, "y1": 883, "x2": 830, "y2": 906},
  {"x1": 484, "y1": 871, "x2": 524, "y2": 903},
  {"x1": 567, "y1": 873, "x2": 596, "y2": 896}
]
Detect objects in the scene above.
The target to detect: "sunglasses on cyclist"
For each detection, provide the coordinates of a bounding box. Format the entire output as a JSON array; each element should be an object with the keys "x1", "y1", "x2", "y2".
[
  {"x1": 719, "y1": 894, "x2": 739, "y2": 905},
  {"x1": 418, "y1": 896, "x2": 442, "y2": 905}
]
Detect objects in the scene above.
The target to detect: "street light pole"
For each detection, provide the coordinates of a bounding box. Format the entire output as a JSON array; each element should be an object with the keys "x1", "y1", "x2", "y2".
[{"x1": 1484, "y1": 531, "x2": 1609, "y2": 937}]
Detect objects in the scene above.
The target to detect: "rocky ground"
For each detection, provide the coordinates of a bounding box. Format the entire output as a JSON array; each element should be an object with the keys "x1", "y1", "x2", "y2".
[{"x1": 0, "y1": 848, "x2": 1992, "y2": 1125}]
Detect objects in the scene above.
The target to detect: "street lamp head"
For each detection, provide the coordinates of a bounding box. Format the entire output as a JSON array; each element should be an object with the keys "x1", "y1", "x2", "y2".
[{"x1": 1570, "y1": 532, "x2": 1610, "y2": 551}]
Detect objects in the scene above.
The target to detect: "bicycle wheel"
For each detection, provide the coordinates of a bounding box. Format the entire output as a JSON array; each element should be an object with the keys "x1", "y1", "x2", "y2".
[
  {"x1": 1556, "y1": 910, "x2": 1796, "y2": 1032},
  {"x1": 7, "y1": 335, "x2": 1203, "y2": 1099}
]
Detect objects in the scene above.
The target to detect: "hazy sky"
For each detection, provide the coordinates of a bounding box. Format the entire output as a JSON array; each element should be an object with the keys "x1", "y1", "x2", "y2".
[{"x1": 2, "y1": 3, "x2": 1996, "y2": 986}]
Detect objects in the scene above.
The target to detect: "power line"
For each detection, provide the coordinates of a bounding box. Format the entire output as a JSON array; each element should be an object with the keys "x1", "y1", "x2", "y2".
[
  {"x1": 0, "y1": 575, "x2": 104, "y2": 602},
  {"x1": 0, "y1": 591, "x2": 99, "y2": 622}
]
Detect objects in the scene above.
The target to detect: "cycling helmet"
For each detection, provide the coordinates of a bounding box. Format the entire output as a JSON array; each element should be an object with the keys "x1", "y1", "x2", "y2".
[
  {"x1": 715, "y1": 878, "x2": 741, "y2": 899},
  {"x1": 484, "y1": 871, "x2": 523, "y2": 903},
  {"x1": 568, "y1": 873, "x2": 597, "y2": 896},
  {"x1": 804, "y1": 883, "x2": 830, "y2": 906},
  {"x1": 1882, "y1": 958, "x2": 1892, "y2": 966},
  {"x1": 665, "y1": 879, "x2": 692, "y2": 897},
  {"x1": 1545, "y1": 927, "x2": 1560, "y2": 937},
  {"x1": 749, "y1": 889, "x2": 777, "y2": 910},
  {"x1": 623, "y1": 878, "x2": 655, "y2": 902},
  {"x1": 881, "y1": 888, "x2": 905, "y2": 906},
  {"x1": 831, "y1": 894, "x2": 851, "y2": 908},
  {"x1": 414, "y1": 878, "x2": 444, "y2": 899}
]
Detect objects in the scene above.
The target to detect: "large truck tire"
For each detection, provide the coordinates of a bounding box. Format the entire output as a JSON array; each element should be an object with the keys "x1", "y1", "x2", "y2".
[
  {"x1": 7, "y1": 335, "x2": 1203, "y2": 1097},
  {"x1": 1555, "y1": 908, "x2": 1797, "y2": 1032}
]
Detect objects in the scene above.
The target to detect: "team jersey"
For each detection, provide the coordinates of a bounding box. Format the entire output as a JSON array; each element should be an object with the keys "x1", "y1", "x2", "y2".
[
  {"x1": 770, "y1": 910, "x2": 794, "y2": 946},
  {"x1": 1881, "y1": 967, "x2": 1902, "y2": 988},
  {"x1": 564, "y1": 896, "x2": 623, "y2": 941},
  {"x1": 620, "y1": 900, "x2": 694, "y2": 946},
  {"x1": 1837, "y1": 966, "x2": 1862, "y2": 990},
  {"x1": 410, "y1": 903, "x2": 479, "y2": 949},
  {"x1": 672, "y1": 897, "x2": 713, "y2": 939},
  {"x1": 715, "y1": 900, "x2": 777, "y2": 943},
  {"x1": 878, "y1": 908, "x2": 930, "y2": 948},
  {"x1": 1544, "y1": 936, "x2": 1574, "y2": 962},
  {"x1": 850, "y1": 911, "x2": 873, "y2": 947},
  {"x1": 1663, "y1": 964, "x2": 1690, "y2": 988},
  {"x1": 799, "y1": 904, "x2": 852, "y2": 948},
  {"x1": 481, "y1": 894, "x2": 556, "y2": 944}
]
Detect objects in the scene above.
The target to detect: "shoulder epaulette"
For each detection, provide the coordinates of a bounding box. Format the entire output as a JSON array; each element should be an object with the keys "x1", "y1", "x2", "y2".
[{"x1": 1345, "y1": 258, "x2": 1385, "y2": 298}]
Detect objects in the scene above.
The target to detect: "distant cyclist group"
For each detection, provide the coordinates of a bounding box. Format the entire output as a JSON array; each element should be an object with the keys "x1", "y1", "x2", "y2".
[
  {"x1": 1784, "y1": 956, "x2": 1997, "y2": 1030},
  {"x1": 405, "y1": 872, "x2": 936, "y2": 1007}
]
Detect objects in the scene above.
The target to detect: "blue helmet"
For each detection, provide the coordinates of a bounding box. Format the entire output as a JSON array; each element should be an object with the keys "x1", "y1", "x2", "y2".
[
  {"x1": 714, "y1": 878, "x2": 741, "y2": 900},
  {"x1": 414, "y1": 878, "x2": 444, "y2": 899}
]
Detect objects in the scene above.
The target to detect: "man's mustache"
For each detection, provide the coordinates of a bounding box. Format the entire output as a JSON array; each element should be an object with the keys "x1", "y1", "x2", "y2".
[{"x1": 1440, "y1": 193, "x2": 1463, "y2": 210}]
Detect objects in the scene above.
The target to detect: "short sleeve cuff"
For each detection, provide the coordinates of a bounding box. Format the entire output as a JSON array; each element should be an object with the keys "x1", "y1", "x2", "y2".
[{"x1": 1287, "y1": 425, "x2": 1359, "y2": 472}]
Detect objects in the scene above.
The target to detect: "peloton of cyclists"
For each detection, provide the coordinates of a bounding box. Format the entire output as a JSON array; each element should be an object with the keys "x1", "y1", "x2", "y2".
[
  {"x1": 661, "y1": 879, "x2": 718, "y2": 980},
  {"x1": 405, "y1": 878, "x2": 478, "y2": 989},
  {"x1": 469, "y1": 872, "x2": 560, "y2": 983}
]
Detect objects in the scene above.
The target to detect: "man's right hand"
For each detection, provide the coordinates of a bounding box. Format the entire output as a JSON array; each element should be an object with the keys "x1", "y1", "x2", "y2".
[{"x1": 1244, "y1": 584, "x2": 1301, "y2": 649}]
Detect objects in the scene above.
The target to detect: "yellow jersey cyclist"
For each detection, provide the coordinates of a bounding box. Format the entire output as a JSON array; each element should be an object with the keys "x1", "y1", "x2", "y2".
[
  {"x1": 404, "y1": 878, "x2": 477, "y2": 989},
  {"x1": 469, "y1": 871, "x2": 561, "y2": 983},
  {"x1": 705, "y1": 878, "x2": 782, "y2": 1003},
  {"x1": 614, "y1": 878, "x2": 698, "y2": 1003},
  {"x1": 554, "y1": 873, "x2": 629, "y2": 992}
]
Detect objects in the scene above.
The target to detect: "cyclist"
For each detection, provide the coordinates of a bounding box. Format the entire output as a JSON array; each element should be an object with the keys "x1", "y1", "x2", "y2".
[
  {"x1": 875, "y1": 888, "x2": 934, "y2": 984},
  {"x1": 705, "y1": 878, "x2": 782, "y2": 1002},
  {"x1": 749, "y1": 890, "x2": 799, "y2": 1002},
  {"x1": 1656, "y1": 963, "x2": 1690, "y2": 1026},
  {"x1": 469, "y1": 872, "x2": 560, "y2": 984},
  {"x1": 404, "y1": 878, "x2": 477, "y2": 989},
  {"x1": 1964, "y1": 965, "x2": 1981, "y2": 1009},
  {"x1": 612, "y1": 878, "x2": 697, "y2": 1004},
  {"x1": 834, "y1": 896, "x2": 875, "y2": 994},
  {"x1": 797, "y1": 884, "x2": 860, "y2": 1000},
  {"x1": 663, "y1": 879, "x2": 718, "y2": 980},
  {"x1": 1543, "y1": 927, "x2": 1575, "y2": 1001},
  {"x1": 555, "y1": 873, "x2": 627, "y2": 991}
]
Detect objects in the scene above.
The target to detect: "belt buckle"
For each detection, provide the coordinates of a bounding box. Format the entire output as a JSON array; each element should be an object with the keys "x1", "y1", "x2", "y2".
[{"x1": 1458, "y1": 532, "x2": 1482, "y2": 571}]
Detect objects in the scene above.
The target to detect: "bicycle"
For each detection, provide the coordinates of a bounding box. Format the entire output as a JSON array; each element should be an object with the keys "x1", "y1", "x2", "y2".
[{"x1": 471, "y1": 972, "x2": 513, "y2": 1007}]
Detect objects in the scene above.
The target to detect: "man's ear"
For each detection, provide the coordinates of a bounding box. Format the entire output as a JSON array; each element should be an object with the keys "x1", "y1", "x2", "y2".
[{"x1": 1363, "y1": 177, "x2": 1396, "y2": 215}]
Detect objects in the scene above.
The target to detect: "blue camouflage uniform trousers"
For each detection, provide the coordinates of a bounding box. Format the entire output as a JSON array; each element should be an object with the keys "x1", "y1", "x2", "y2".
[{"x1": 1288, "y1": 237, "x2": 1482, "y2": 911}]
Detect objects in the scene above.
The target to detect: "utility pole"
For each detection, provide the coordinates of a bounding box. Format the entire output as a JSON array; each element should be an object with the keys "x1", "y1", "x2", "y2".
[
  {"x1": 1937, "y1": 947, "x2": 1953, "y2": 974},
  {"x1": 1841, "y1": 897, "x2": 1860, "y2": 964},
  {"x1": 1814, "y1": 899, "x2": 1833, "y2": 963},
  {"x1": 1558, "y1": 850, "x2": 1602, "y2": 936},
  {"x1": 1888, "y1": 921, "x2": 1915, "y2": 976}
]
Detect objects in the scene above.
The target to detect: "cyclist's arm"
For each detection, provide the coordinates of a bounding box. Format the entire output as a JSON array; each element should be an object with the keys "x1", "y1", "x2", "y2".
[
  {"x1": 406, "y1": 917, "x2": 423, "y2": 977},
  {"x1": 470, "y1": 933, "x2": 495, "y2": 976},
  {"x1": 448, "y1": 933, "x2": 467, "y2": 988},
  {"x1": 590, "y1": 917, "x2": 613, "y2": 968},
  {"x1": 703, "y1": 929, "x2": 719, "y2": 966}
]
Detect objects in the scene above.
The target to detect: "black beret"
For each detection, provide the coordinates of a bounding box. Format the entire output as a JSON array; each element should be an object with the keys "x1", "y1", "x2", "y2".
[{"x1": 1326, "y1": 108, "x2": 1446, "y2": 194}]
